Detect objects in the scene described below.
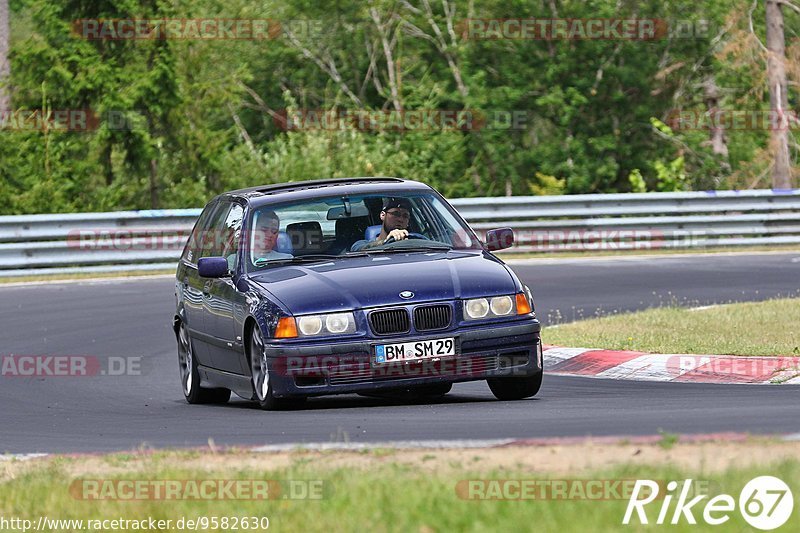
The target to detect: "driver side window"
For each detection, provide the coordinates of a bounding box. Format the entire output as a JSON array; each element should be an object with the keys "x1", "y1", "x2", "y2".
[{"x1": 200, "y1": 201, "x2": 243, "y2": 266}]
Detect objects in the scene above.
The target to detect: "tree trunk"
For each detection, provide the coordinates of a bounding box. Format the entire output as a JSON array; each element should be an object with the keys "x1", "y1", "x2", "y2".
[
  {"x1": 702, "y1": 77, "x2": 731, "y2": 176},
  {"x1": 765, "y1": 0, "x2": 792, "y2": 189},
  {"x1": 149, "y1": 158, "x2": 159, "y2": 209},
  {"x1": 0, "y1": 0, "x2": 10, "y2": 112}
]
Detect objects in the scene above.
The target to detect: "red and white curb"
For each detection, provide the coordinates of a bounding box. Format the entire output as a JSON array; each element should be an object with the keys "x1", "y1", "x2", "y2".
[{"x1": 543, "y1": 346, "x2": 800, "y2": 384}]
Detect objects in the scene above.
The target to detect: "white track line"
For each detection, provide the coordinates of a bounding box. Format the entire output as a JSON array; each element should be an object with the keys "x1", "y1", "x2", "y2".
[
  {"x1": 0, "y1": 453, "x2": 49, "y2": 461},
  {"x1": 0, "y1": 274, "x2": 173, "y2": 289},
  {"x1": 252, "y1": 439, "x2": 517, "y2": 452},
  {"x1": 504, "y1": 250, "x2": 800, "y2": 265}
]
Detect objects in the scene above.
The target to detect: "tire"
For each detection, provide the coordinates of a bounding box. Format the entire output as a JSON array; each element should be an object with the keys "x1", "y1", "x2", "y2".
[
  {"x1": 177, "y1": 321, "x2": 231, "y2": 404},
  {"x1": 487, "y1": 371, "x2": 543, "y2": 401},
  {"x1": 249, "y1": 326, "x2": 306, "y2": 411}
]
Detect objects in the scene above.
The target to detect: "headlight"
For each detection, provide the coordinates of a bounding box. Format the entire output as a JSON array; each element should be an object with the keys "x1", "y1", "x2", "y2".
[
  {"x1": 465, "y1": 298, "x2": 490, "y2": 319},
  {"x1": 298, "y1": 316, "x2": 323, "y2": 336},
  {"x1": 464, "y1": 295, "x2": 519, "y2": 320},
  {"x1": 297, "y1": 312, "x2": 356, "y2": 336},
  {"x1": 490, "y1": 295, "x2": 514, "y2": 316},
  {"x1": 325, "y1": 313, "x2": 351, "y2": 334}
]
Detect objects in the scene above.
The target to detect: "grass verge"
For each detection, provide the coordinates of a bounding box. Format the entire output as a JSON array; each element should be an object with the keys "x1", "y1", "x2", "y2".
[
  {"x1": 0, "y1": 270, "x2": 175, "y2": 285},
  {"x1": 545, "y1": 298, "x2": 800, "y2": 356},
  {"x1": 1, "y1": 442, "x2": 799, "y2": 532}
]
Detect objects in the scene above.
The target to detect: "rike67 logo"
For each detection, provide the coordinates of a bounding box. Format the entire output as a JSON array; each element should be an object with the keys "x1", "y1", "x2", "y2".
[{"x1": 623, "y1": 476, "x2": 794, "y2": 530}]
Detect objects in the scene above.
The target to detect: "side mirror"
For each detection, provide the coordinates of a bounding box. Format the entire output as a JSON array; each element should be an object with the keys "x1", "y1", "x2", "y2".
[
  {"x1": 485, "y1": 228, "x2": 514, "y2": 252},
  {"x1": 198, "y1": 257, "x2": 230, "y2": 278}
]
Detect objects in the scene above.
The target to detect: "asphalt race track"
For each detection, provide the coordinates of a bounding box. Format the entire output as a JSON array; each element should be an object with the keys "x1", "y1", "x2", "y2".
[{"x1": 1, "y1": 252, "x2": 799, "y2": 453}]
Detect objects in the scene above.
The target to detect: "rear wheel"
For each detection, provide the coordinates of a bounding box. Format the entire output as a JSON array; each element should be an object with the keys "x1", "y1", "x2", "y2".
[
  {"x1": 177, "y1": 321, "x2": 230, "y2": 404},
  {"x1": 487, "y1": 371, "x2": 543, "y2": 401},
  {"x1": 249, "y1": 326, "x2": 306, "y2": 411}
]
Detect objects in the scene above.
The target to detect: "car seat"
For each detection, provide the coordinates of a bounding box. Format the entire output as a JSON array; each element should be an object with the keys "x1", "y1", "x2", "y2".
[{"x1": 286, "y1": 221, "x2": 323, "y2": 255}]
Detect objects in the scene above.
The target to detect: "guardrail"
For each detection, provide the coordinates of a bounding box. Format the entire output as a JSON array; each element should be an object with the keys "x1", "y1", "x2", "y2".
[{"x1": 0, "y1": 189, "x2": 798, "y2": 276}]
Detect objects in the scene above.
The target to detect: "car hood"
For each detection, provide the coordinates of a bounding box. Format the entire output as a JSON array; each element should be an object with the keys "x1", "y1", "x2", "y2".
[{"x1": 248, "y1": 251, "x2": 517, "y2": 314}]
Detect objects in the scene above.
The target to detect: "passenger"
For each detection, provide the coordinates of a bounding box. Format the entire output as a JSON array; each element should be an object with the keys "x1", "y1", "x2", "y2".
[{"x1": 252, "y1": 210, "x2": 292, "y2": 265}]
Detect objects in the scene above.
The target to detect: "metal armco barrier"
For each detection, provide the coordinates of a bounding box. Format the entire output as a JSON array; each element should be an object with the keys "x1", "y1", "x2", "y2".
[{"x1": 0, "y1": 189, "x2": 798, "y2": 276}]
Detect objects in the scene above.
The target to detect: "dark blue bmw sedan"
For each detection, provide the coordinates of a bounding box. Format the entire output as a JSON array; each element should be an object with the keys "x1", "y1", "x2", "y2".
[{"x1": 174, "y1": 178, "x2": 542, "y2": 409}]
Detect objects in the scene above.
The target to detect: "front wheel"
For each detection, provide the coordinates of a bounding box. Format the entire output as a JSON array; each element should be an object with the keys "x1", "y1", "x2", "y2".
[
  {"x1": 487, "y1": 371, "x2": 543, "y2": 401},
  {"x1": 177, "y1": 321, "x2": 230, "y2": 404},
  {"x1": 249, "y1": 326, "x2": 306, "y2": 411}
]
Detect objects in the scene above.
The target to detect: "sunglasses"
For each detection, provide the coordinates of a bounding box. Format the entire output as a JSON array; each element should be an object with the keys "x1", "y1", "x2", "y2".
[{"x1": 385, "y1": 210, "x2": 410, "y2": 219}]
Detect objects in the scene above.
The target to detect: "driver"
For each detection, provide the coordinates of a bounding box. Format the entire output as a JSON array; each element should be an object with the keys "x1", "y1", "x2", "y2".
[{"x1": 351, "y1": 197, "x2": 413, "y2": 251}]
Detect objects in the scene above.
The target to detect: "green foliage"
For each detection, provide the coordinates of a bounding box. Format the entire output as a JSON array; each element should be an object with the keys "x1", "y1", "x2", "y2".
[
  {"x1": 529, "y1": 172, "x2": 566, "y2": 196},
  {"x1": 628, "y1": 169, "x2": 647, "y2": 193},
  {"x1": 654, "y1": 156, "x2": 688, "y2": 192},
  {"x1": 0, "y1": 0, "x2": 797, "y2": 214}
]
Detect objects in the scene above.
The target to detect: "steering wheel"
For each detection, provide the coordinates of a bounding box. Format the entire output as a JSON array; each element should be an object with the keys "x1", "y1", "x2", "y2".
[{"x1": 382, "y1": 232, "x2": 429, "y2": 245}]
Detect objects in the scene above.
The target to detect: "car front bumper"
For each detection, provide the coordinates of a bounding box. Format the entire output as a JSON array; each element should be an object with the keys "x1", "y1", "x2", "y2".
[{"x1": 264, "y1": 319, "x2": 542, "y2": 397}]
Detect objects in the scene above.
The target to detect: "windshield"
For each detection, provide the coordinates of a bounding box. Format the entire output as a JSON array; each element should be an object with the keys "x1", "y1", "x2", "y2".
[{"x1": 245, "y1": 192, "x2": 481, "y2": 271}]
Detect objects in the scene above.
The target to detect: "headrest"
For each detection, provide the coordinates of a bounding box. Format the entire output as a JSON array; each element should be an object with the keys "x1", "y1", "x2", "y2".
[
  {"x1": 335, "y1": 217, "x2": 368, "y2": 240},
  {"x1": 276, "y1": 232, "x2": 293, "y2": 254},
  {"x1": 286, "y1": 221, "x2": 323, "y2": 251}
]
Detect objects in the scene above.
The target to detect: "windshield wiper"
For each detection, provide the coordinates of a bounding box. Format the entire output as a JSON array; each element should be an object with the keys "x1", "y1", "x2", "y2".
[
  {"x1": 253, "y1": 254, "x2": 341, "y2": 267},
  {"x1": 363, "y1": 243, "x2": 452, "y2": 254}
]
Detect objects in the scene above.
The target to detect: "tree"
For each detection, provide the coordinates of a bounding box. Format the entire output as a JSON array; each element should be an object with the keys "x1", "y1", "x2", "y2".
[
  {"x1": 0, "y1": 0, "x2": 9, "y2": 111},
  {"x1": 765, "y1": 0, "x2": 792, "y2": 188}
]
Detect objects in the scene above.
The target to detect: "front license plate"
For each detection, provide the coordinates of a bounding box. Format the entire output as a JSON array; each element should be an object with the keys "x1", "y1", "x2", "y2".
[{"x1": 375, "y1": 337, "x2": 456, "y2": 364}]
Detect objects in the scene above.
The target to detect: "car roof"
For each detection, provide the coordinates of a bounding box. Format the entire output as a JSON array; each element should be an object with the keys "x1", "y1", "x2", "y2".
[{"x1": 218, "y1": 177, "x2": 435, "y2": 207}]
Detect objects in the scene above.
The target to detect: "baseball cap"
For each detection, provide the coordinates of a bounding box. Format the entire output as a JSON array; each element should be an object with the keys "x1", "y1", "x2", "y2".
[{"x1": 381, "y1": 197, "x2": 413, "y2": 212}]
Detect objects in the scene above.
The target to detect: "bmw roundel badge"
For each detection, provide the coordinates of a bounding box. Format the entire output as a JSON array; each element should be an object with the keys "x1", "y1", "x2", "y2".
[{"x1": 399, "y1": 291, "x2": 414, "y2": 299}]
